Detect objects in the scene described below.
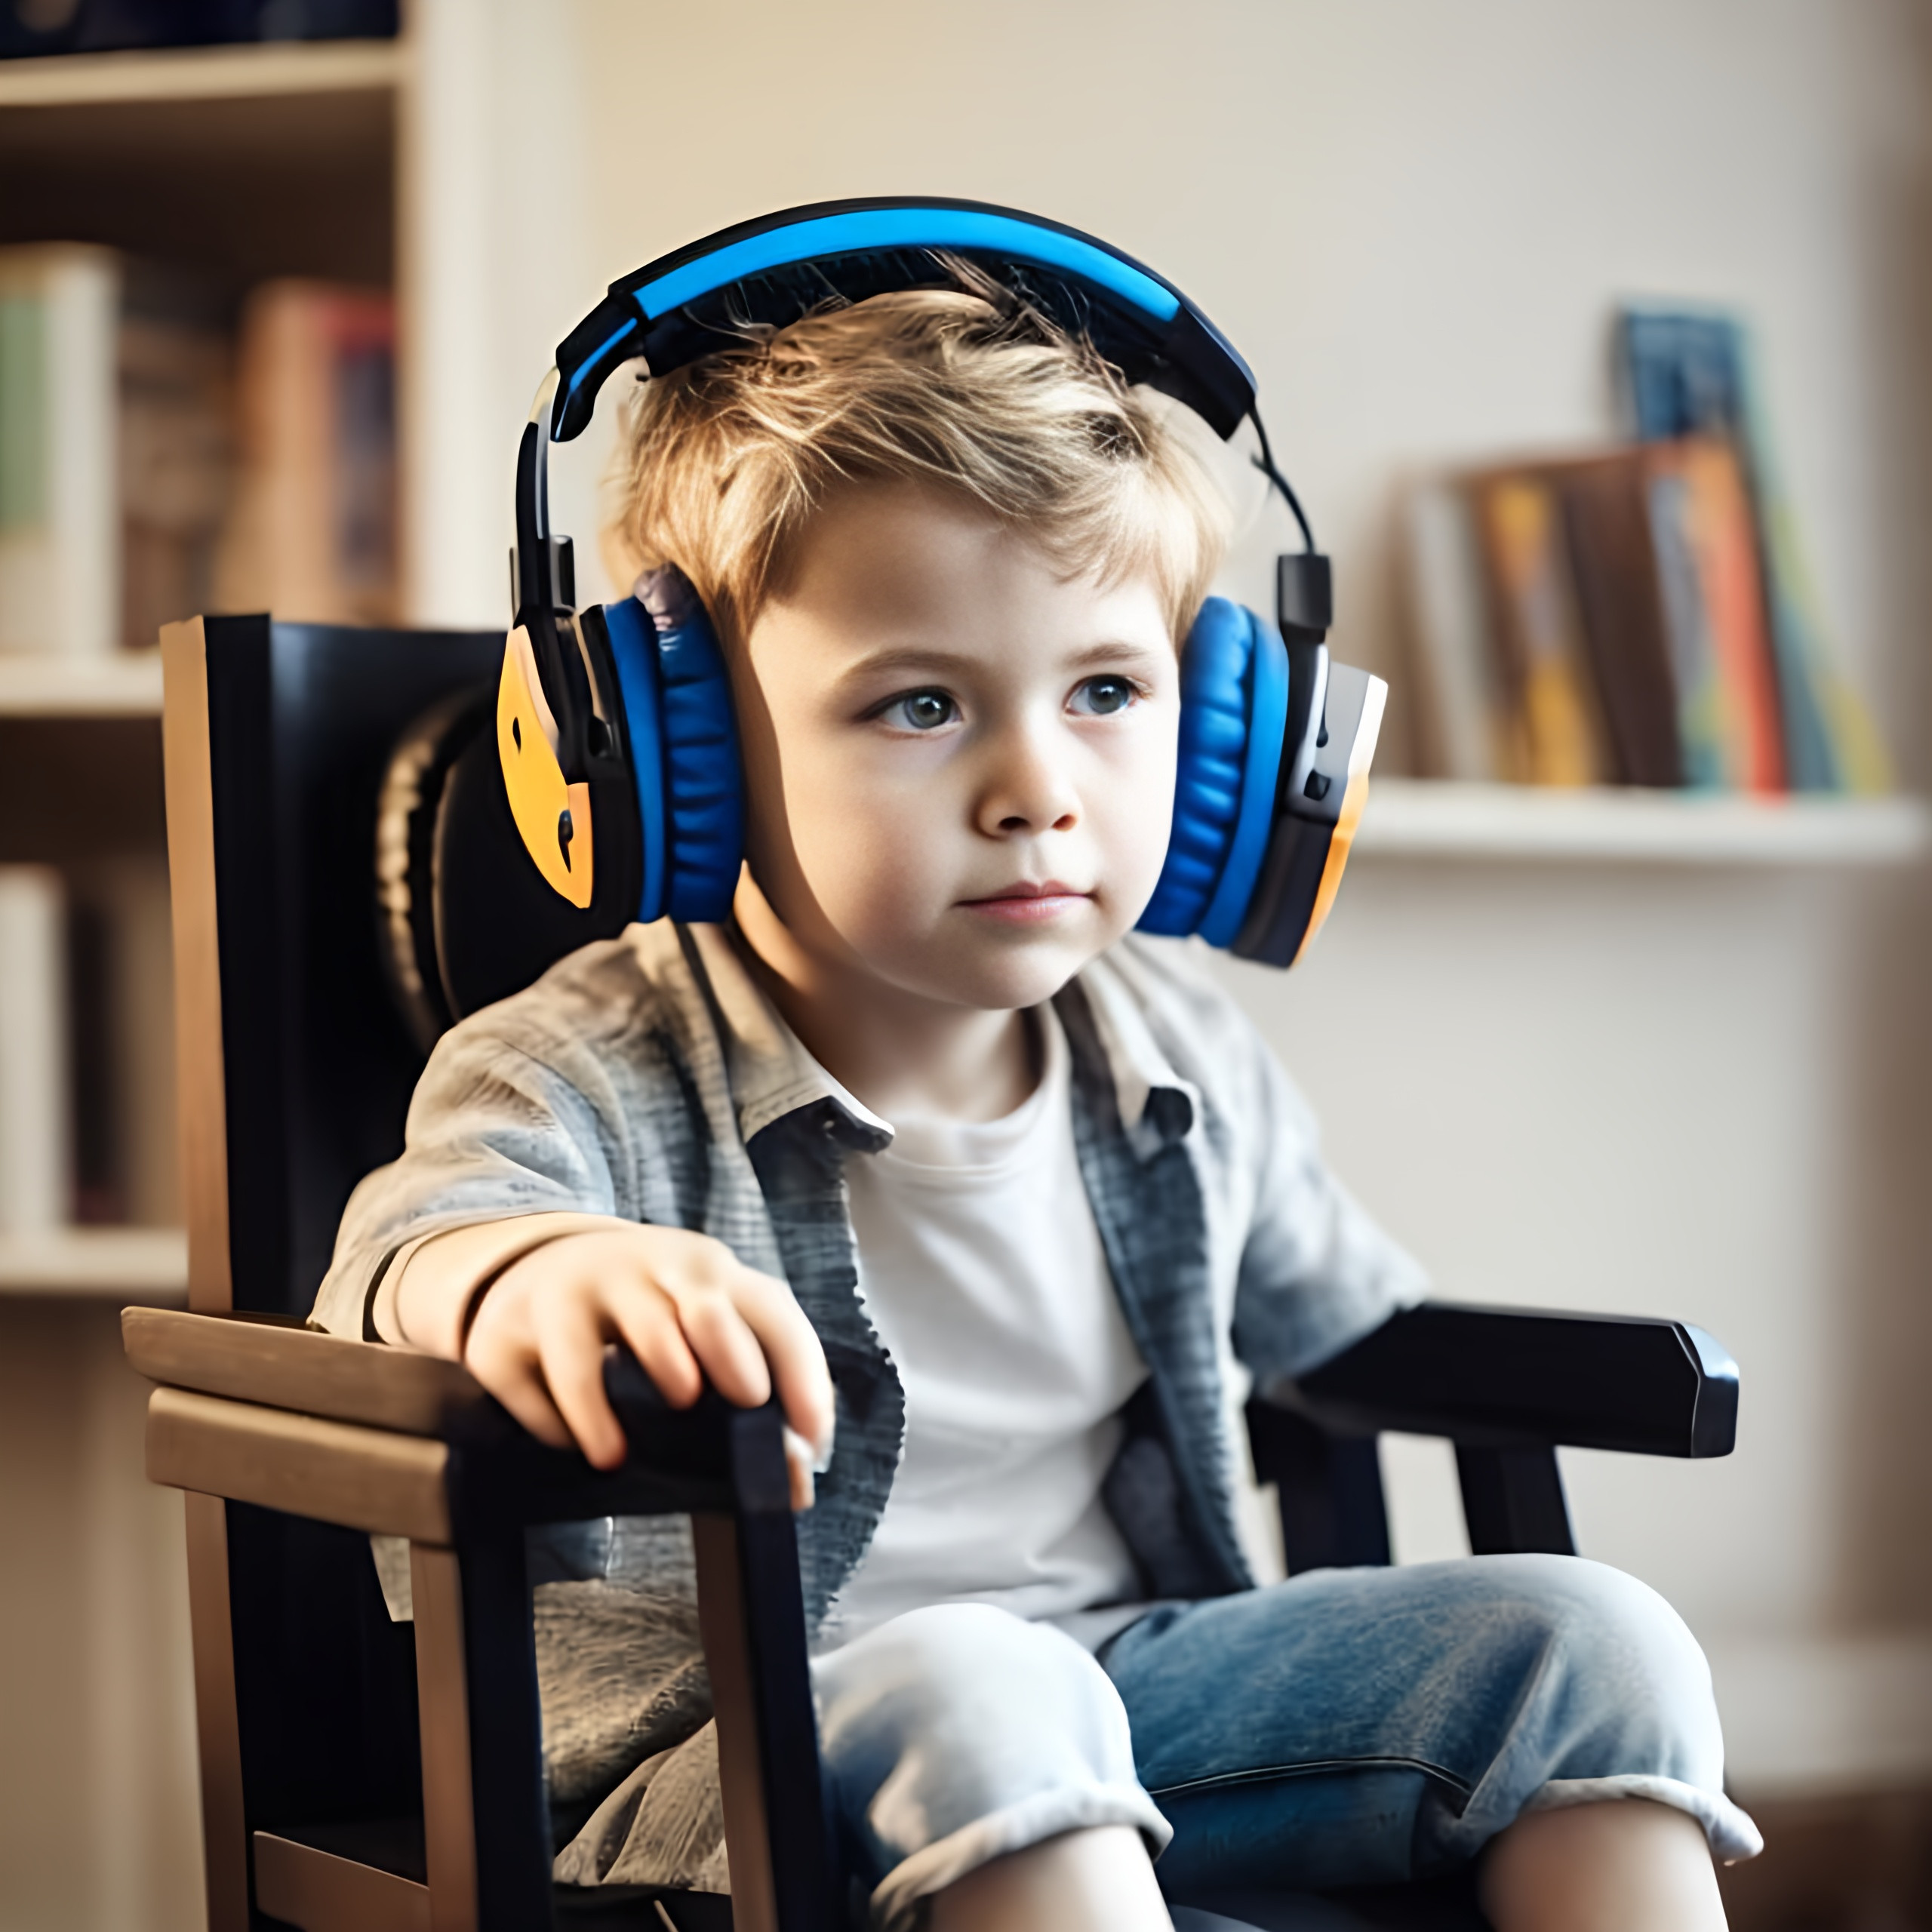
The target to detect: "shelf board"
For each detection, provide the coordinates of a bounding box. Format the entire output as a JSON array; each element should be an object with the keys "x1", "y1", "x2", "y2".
[
  {"x1": 0, "y1": 43, "x2": 398, "y2": 284},
  {"x1": 1355, "y1": 780, "x2": 1932, "y2": 866},
  {"x1": 0, "y1": 651, "x2": 162, "y2": 717},
  {"x1": 0, "y1": 1226, "x2": 186, "y2": 1301},
  {"x1": 0, "y1": 38, "x2": 405, "y2": 107}
]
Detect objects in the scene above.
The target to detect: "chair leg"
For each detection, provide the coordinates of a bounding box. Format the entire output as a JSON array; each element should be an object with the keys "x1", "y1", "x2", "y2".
[
  {"x1": 411, "y1": 1531, "x2": 552, "y2": 1932},
  {"x1": 183, "y1": 1492, "x2": 252, "y2": 1932},
  {"x1": 409, "y1": 1546, "x2": 478, "y2": 1932},
  {"x1": 694, "y1": 1512, "x2": 781, "y2": 1932},
  {"x1": 1247, "y1": 1400, "x2": 1392, "y2": 1574},
  {"x1": 1454, "y1": 1443, "x2": 1576, "y2": 1556}
]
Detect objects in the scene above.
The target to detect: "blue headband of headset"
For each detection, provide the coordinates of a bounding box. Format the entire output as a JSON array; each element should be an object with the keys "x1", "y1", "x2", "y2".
[{"x1": 546, "y1": 197, "x2": 1259, "y2": 447}]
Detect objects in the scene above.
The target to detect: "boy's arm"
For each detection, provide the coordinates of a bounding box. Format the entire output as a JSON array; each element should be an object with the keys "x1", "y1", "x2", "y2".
[{"x1": 315, "y1": 979, "x2": 830, "y2": 1504}]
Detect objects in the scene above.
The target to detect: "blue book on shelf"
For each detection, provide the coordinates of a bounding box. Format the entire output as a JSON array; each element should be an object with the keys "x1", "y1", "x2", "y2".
[{"x1": 1617, "y1": 306, "x2": 1889, "y2": 794}]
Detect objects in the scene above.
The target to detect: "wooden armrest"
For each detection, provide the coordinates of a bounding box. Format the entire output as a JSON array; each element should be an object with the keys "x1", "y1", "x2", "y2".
[
  {"x1": 126, "y1": 1308, "x2": 780, "y2": 1531},
  {"x1": 1284, "y1": 1301, "x2": 1739, "y2": 1457},
  {"x1": 123, "y1": 1306, "x2": 486, "y2": 1435},
  {"x1": 147, "y1": 1386, "x2": 454, "y2": 1540}
]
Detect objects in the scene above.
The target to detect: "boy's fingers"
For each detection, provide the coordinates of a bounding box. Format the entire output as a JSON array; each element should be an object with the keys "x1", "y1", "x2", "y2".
[
  {"x1": 666, "y1": 1284, "x2": 773, "y2": 1411},
  {"x1": 535, "y1": 1291, "x2": 630, "y2": 1469},
  {"x1": 605, "y1": 1284, "x2": 706, "y2": 1411},
  {"x1": 781, "y1": 1428, "x2": 817, "y2": 1512},
  {"x1": 469, "y1": 1346, "x2": 575, "y2": 1453},
  {"x1": 724, "y1": 1269, "x2": 835, "y2": 1459}
]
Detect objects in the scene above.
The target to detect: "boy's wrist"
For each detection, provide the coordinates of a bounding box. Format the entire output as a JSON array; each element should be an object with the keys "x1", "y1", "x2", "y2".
[
  {"x1": 383, "y1": 1211, "x2": 614, "y2": 1359},
  {"x1": 447, "y1": 1229, "x2": 586, "y2": 1356}
]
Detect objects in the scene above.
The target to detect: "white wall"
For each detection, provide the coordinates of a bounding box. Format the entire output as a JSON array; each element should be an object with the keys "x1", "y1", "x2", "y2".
[{"x1": 407, "y1": 0, "x2": 1932, "y2": 1792}]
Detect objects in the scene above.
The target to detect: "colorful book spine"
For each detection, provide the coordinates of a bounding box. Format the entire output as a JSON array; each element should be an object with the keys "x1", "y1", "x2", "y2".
[
  {"x1": 1642, "y1": 462, "x2": 1731, "y2": 789},
  {"x1": 1679, "y1": 439, "x2": 1784, "y2": 792},
  {"x1": 1619, "y1": 306, "x2": 1888, "y2": 792},
  {"x1": 1471, "y1": 473, "x2": 1610, "y2": 786}
]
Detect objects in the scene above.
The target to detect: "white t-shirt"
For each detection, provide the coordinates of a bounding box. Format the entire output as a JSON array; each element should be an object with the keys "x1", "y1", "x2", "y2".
[{"x1": 819, "y1": 1008, "x2": 1150, "y2": 1651}]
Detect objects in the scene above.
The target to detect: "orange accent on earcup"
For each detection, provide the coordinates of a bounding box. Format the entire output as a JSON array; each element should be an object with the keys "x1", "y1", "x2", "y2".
[
  {"x1": 1292, "y1": 671, "x2": 1386, "y2": 964},
  {"x1": 1293, "y1": 772, "x2": 1367, "y2": 964},
  {"x1": 497, "y1": 629, "x2": 594, "y2": 908}
]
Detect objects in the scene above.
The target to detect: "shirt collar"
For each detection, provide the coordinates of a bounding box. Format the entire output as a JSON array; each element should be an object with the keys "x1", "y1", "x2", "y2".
[
  {"x1": 683, "y1": 924, "x2": 893, "y2": 1150},
  {"x1": 1066, "y1": 946, "x2": 1199, "y2": 1155},
  {"x1": 681, "y1": 922, "x2": 1194, "y2": 1155}
]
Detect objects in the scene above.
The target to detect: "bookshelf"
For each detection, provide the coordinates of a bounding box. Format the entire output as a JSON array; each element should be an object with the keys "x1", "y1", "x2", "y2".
[
  {"x1": 0, "y1": 34, "x2": 408, "y2": 1927},
  {"x1": 0, "y1": 38, "x2": 405, "y2": 106},
  {"x1": 1357, "y1": 779, "x2": 1932, "y2": 866},
  {"x1": 0, "y1": 26, "x2": 404, "y2": 1260},
  {"x1": 0, "y1": 650, "x2": 163, "y2": 715},
  {"x1": 0, "y1": 1225, "x2": 186, "y2": 1301},
  {"x1": 0, "y1": 39, "x2": 397, "y2": 286}
]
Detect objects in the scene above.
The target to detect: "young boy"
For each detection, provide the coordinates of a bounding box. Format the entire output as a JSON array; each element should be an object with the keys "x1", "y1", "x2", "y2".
[{"x1": 315, "y1": 288, "x2": 1758, "y2": 1930}]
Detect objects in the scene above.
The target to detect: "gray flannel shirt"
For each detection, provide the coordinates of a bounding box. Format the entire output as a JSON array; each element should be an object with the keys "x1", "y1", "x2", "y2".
[{"x1": 313, "y1": 920, "x2": 1426, "y2": 1888}]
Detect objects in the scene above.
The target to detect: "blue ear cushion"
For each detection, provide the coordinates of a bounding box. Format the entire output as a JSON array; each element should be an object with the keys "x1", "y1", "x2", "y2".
[
  {"x1": 1197, "y1": 614, "x2": 1287, "y2": 949},
  {"x1": 600, "y1": 593, "x2": 671, "y2": 921},
  {"x1": 620, "y1": 569, "x2": 746, "y2": 924},
  {"x1": 1137, "y1": 598, "x2": 1287, "y2": 943}
]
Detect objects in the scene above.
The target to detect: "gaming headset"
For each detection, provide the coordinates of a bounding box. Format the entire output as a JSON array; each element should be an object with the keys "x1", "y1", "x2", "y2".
[{"x1": 497, "y1": 198, "x2": 1385, "y2": 969}]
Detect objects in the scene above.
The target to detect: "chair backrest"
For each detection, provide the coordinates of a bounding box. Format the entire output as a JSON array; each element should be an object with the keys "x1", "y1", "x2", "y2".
[
  {"x1": 165, "y1": 615, "x2": 512, "y2": 1316},
  {"x1": 161, "y1": 618, "x2": 510, "y2": 1875},
  {"x1": 161, "y1": 615, "x2": 823, "y2": 1928}
]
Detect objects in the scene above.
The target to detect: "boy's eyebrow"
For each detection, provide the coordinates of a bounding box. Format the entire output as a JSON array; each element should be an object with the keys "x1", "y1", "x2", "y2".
[{"x1": 835, "y1": 638, "x2": 1170, "y2": 687}]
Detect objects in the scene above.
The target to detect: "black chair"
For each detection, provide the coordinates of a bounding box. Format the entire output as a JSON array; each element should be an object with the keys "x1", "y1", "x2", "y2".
[{"x1": 129, "y1": 614, "x2": 1740, "y2": 1932}]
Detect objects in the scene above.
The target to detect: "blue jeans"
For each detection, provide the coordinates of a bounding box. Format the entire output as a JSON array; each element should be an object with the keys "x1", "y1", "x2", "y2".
[{"x1": 812, "y1": 1555, "x2": 1761, "y2": 1931}]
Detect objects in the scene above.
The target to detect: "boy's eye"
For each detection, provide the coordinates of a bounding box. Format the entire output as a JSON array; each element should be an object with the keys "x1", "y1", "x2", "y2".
[
  {"x1": 884, "y1": 689, "x2": 958, "y2": 731},
  {"x1": 1072, "y1": 675, "x2": 1137, "y2": 716}
]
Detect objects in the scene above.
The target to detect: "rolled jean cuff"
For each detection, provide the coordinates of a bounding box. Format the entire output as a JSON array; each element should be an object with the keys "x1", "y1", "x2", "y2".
[
  {"x1": 869, "y1": 1784, "x2": 1172, "y2": 1932},
  {"x1": 1524, "y1": 1775, "x2": 1763, "y2": 1864}
]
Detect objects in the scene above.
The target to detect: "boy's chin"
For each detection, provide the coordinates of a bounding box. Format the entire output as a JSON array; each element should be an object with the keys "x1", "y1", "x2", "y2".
[{"x1": 903, "y1": 932, "x2": 1119, "y2": 1014}]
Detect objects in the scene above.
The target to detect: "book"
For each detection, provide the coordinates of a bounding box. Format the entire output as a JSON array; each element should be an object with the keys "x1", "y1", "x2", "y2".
[
  {"x1": 1618, "y1": 306, "x2": 1888, "y2": 792},
  {"x1": 1677, "y1": 438, "x2": 1785, "y2": 792},
  {"x1": 1550, "y1": 453, "x2": 1684, "y2": 789},
  {"x1": 215, "y1": 281, "x2": 398, "y2": 627},
  {"x1": 1642, "y1": 460, "x2": 1731, "y2": 788},
  {"x1": 1403, "y1": 438, "x2": 1801, "y2": 794},
  {"x1": 1399, "y1": 478, "x2": 1502, "y2": 781},
  {"x1": 1469, "y1": 472, "x2": 1611, "y2": 786},
  {"x1": 69, "y1": 859, "x2": 177, "y2": 1228},
  {"x1": 0, "y1": 867, "x2": 71, "y2": 1232},
  {"x1": 0, "y1": 246, "x2": 119, "y2": 657},
  {"x1": 118, "y1": 288, "x2": 233, "y2": 653}
]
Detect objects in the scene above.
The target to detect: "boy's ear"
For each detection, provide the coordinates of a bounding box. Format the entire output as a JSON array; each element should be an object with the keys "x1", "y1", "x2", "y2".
[{"x1": 634, "y1": 563, "x2": 703, "y2": 632}]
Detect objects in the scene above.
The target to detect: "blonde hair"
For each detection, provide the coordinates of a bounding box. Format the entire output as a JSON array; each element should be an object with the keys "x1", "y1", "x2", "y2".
[{"x1": 605, "y1": 277, "x2": 1231, "y2": 648}]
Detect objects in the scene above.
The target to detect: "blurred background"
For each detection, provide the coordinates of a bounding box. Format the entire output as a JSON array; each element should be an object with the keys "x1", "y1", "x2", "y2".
[{"x1": 2, "y1": 1, "x2": 1930, "y2": 1926}]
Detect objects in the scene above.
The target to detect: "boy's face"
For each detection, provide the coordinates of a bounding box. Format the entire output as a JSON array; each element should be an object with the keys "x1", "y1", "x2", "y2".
[{"x1": 734, "y1": 481, "x2": 1180, "y2": 1014}]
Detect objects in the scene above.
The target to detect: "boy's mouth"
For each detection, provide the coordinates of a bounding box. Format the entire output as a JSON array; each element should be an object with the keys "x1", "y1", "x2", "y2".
[{"x1": 958, "y1": 880, "x2": 1092, "y2": 923}]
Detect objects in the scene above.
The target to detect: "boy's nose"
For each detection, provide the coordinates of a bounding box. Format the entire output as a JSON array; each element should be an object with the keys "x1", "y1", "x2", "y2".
[{"x1": 974, "y1": 727, "x2": 1081, "y2": 837}]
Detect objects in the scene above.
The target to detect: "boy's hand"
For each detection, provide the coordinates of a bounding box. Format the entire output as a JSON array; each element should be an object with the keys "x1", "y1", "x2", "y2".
[{"x1": 401, "y1": 1218, "x2": 834, "y2": 1509}]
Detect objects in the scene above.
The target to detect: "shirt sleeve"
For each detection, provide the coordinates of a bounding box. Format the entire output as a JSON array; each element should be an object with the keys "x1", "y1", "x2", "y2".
[
  {"x1": 1226, "y1": 1016, "x2": 1431, "y2": 1388},
  {"x1": 309, "y1": 1017, "x2": 632, "y2": 1340}
]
